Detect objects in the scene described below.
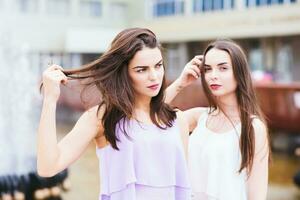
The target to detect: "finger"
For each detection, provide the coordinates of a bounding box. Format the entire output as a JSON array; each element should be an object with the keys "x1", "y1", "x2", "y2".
[
  {"x1": 190, "y1": 65, "x2": 201, "y2": 76},
  {"x1": 56, "y1": 69, "x2": 67, "y2": 76},
  {"x1": 49, "y1": 69, "x2": 67, "y2": 77},
  {"x1": 52, "y1": 65, "x2": 64, "y2": 72},
  {"x1": 59, "y1": 74, "x2": 68, "y2": 83},
  {"x1": 47, "y1": 71, "x2": 68, "y2": 82},
  {"x1": 53, "y1": 75, "x2": 68, "y2": 85},
  {"x1": 192, "y1": 58, "x2": 203, "y2": 66},
  {"x1": 194, "y1": 55, "x2": 203, "y2": 61},
  {"x1": 57, "y1": 72, "x2": 68, "y2": 84},
  {"x1": 46, "y1": 64, "x2": 64, "y2": 72},
  {"x1": 56, "y1": 73, "x2": 68, "y2": 84},
  {"x1": 187, "y1": 68, "x2": 199, "y2": 79}
]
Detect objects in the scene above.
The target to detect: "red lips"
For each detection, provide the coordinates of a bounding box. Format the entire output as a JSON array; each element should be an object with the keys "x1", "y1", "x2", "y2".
[
  {"x1": 147, "y1": 84, "x2": 159, "y2": 90},
  {"x1": 210, "y1": 84, "x2": 221, "y2": 90}
]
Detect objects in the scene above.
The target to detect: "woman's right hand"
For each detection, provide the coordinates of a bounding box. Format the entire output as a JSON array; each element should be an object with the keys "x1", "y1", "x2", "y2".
[
  {"x1": 177, "y1": 55, "x2": 203, "y2": 88},
  {"x1": 164, "y1": 55, "x2": 203, "y2": 104},
  {"x1": 42, "y1": 64, "x2": 68, "y2": 102}
]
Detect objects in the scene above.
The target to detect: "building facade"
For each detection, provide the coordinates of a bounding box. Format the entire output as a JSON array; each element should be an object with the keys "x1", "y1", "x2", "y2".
[
  {"x1": 0, "y1": 0, "x2": 130, "y2": 72},
  {"x1": 133, "y1": 0, "x2": 300, "y2": 82},
  {"x1": 0, "y1": 0, "x2": 299, "y2": 82}
]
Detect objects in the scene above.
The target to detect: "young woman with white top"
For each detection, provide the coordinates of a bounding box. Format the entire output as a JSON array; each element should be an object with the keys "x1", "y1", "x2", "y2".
[{"x1": 166, "y1": 39, "x2": 270, "y2": 200}]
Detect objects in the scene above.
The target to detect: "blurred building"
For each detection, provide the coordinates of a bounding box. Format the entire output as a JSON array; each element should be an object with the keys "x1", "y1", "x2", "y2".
[
  {"x1": 132, "y1": 0, "x2": 300, "y2": 82},
  {"x1": 131, "y1": 0, "x2": 300, "y2": 132},
  {"x1": 1, "y1": 0, "x2": 299, "y2": 82},
  {"x1": 0, "y1": 0, "x2": 131, "y2": 72}
]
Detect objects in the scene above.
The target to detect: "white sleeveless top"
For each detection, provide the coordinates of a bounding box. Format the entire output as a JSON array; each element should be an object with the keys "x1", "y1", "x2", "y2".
[{"x1": 189, "y1": 110, "x2": 247, "y2": 200}]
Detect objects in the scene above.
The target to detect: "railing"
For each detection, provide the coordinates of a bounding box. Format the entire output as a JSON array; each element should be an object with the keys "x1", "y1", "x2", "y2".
[
  {"x1": 255, "y1": 82, "x2": 300, "y2": 132},
  {"x1": 58, "y1": 80, "x2": 300, "y2": 132}
]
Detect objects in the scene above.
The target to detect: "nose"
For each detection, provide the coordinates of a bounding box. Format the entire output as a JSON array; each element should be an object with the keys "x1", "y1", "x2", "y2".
[
  {"x1": 148, "y1": 68, "x2": 158, "y2": 81},
  {"x1": 210, "y1": 68, "x2": 219, "y2": 80}
]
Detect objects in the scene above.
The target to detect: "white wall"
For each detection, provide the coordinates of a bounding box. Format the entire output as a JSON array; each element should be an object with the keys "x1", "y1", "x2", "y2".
[{"x1": 0, "y1": 0, "x2": 128, "y2": 53}]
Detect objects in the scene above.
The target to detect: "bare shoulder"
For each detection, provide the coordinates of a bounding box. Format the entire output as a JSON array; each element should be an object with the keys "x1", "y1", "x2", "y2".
[
  {"x1": 251, "y1": 117, "x2": 269, "y2": 154},
  {"x1": 252, "y1": 117, "x2": 268, "y2": 135},
  {"x1": 85, "y1": 105, "x2": 105, "y2": 120},
  {"x1": 181, "y1": 107, "x2": 207, "y2": 132},
  {"x1": 184, "y1": 107, "x2": 207, "y2": 119},
  {"x1": 78, "y1": 105, "x2": 105, "y2": 137}
]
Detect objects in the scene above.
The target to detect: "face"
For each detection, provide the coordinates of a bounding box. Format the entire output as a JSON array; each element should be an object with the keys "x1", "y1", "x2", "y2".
[
  {"x1": 128, "y1": 47, "x2": 164, "y2": 99},
  {"x1": 203, "y1": 48, "x2": 237, "y2": 98}
]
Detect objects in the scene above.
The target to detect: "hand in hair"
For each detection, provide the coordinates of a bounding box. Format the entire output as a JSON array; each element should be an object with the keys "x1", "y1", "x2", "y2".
[
  {"x1": 165, "y1": 55, "x2": 202, "y2": 104},
  {"x1": 42, "y1": 64, "x2": 68, "y2": 102},
  {"x1": 177, "y1": 55, "x2": 202, "y2": 88}
]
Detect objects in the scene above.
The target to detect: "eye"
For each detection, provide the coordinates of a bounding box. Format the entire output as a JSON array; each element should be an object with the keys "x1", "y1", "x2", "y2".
[
  {"x1": 136, "y1": 68, "x2": 146, "y2": 73},
  {"x1": 155, "y1": 63, "x2": 163, "y2": 69},
  {"x1": 219, "y1": 66, "x2": 228, "y2": 71},
  {"x1": 204, "y1": 66, "x2": 211, "y2": 72}
]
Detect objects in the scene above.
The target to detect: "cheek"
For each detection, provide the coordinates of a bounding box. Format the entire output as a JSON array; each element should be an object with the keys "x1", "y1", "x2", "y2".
[
  {"x1": 133, "y1": 77, "x2": 145, "y2": 88},
  {"x1": 204, "y1": 73, "x2": 210, "y2": 83},
  {"x1": 159, "y1": 68, "x2": 165, "y2": 79},
  {"x1": 129, "y1": 71, "x2": 142, "y2": 83},
  {"x1": 227, "y1": 74, "x2": 237, "y2": 89},
  {"x1": 129, "y1": 73, "x2": 142, "y2": 90}
]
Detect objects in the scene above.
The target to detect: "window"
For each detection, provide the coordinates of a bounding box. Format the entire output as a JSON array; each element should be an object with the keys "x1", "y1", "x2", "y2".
[
  {"x1": 249, "y1": 48, "x2": 263, "y2": 71},
  {"x1": 153, "y1": 0, "x2": 184, "y2": 17},
  {"x1": 275, "y1": 45, "x2": 293, "y2": 82},
  {"x1": 245, "y1": 0, "x2": 296, "y2": 7},
  {"x1": 248, "y1": 40, "x2": 264, "y2": 72},
  {"x1": 80, "y1": 0, "x2": 102, "y2": 17},
  {"x1": 109, "y1": 2, "x2": 127, "y2": 20},
  {"x1": 47, "y1": 0, "x2": 70, "y2": 15},
  {"x1": 165, "y1": 43, "x2": 188, "y2": 79},
  {"x1": 17, "y1": 0, "x2": 38, "y2": 13},
  {"x1": 193, "y1": 0, "x2": 234, "y2": 12}
]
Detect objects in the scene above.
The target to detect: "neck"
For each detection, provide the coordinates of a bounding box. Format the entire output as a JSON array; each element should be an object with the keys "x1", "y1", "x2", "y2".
[
  {"x1": 215, "y1": 93, "x2": 239, "y2": 117},
  {"x1": 133, "y1": 95, "x2": 152, "y2": 118}
]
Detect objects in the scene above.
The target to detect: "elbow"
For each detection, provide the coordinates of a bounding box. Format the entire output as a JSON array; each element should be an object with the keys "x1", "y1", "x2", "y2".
[
  {"x1": 37, "y1": 168, "x2": 57, "y2": 177},
  {"x1": 37, "y1": 163, "x2": 58, "y2": 177}
]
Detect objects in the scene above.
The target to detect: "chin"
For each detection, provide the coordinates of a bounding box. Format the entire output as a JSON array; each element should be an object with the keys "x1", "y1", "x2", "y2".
[
  {"x1": 151, "y1": 93, "x2": 160, "y2": 97},
  {"x1": 148, "y1": 91, "x2": 160, "y2": 97},
  {"x1": 213, "y1": 91, "x2": 235, "y2": 99},
  {"x1": 211, "y1": 91, "x2": 225, "y2": 98}
]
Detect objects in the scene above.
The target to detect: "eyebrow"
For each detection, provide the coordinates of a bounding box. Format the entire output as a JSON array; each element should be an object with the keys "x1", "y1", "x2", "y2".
[
  {"x1": 133, "y1": 59, "x2": 163, "y2": 69},
  {"x1": 204, "y1": 62, "x2": 228, "y2": 67}
]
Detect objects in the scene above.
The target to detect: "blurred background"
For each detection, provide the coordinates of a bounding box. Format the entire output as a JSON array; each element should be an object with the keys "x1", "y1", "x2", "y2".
[{"x1": 0, "y1": 0, "x2": 300, "y2": 199}]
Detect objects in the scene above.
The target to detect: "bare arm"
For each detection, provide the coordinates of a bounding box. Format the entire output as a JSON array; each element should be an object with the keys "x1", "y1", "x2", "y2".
[
  {"x1": 165, "y1": 56, "x2": 205, "y2": 133},
  {"x1": 165, "y1": 79, "x2": 185, "y2": 105},
  {"x1": 246, "y1": 118, "x2": 269, "y2": 200},
  {"x1": 176, "y1": 110, "x2": 190, "y2": 159},
  {"x1": 37, "y1": 65, "x2": 103, "y2": 177},
  {"x1": 165, "y1": 55, "x2": 202, "y2": 104}
]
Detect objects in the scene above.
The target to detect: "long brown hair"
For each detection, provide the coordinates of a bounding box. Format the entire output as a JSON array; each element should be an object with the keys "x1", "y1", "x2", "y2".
[
  {"x1": 61, "y1": 28, "x2": 176, "y2": 150},
  {"x1": 200, "y1": 39, "x2": 269, "y2": 174}
]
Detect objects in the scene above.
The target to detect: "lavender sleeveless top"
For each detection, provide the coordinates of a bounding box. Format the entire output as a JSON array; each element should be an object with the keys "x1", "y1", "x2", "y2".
[{"x1": 96, "y1": 118, "x2": 191, "y2": 200}]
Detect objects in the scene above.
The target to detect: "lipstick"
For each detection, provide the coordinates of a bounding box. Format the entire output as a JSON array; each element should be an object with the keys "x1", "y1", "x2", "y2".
[
  {"x1": 147, "y1": 84, "x2": 159, "y2": 91},
  {"x1": 210, "y1": 84, "x2": 221, "y2": 90}
]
